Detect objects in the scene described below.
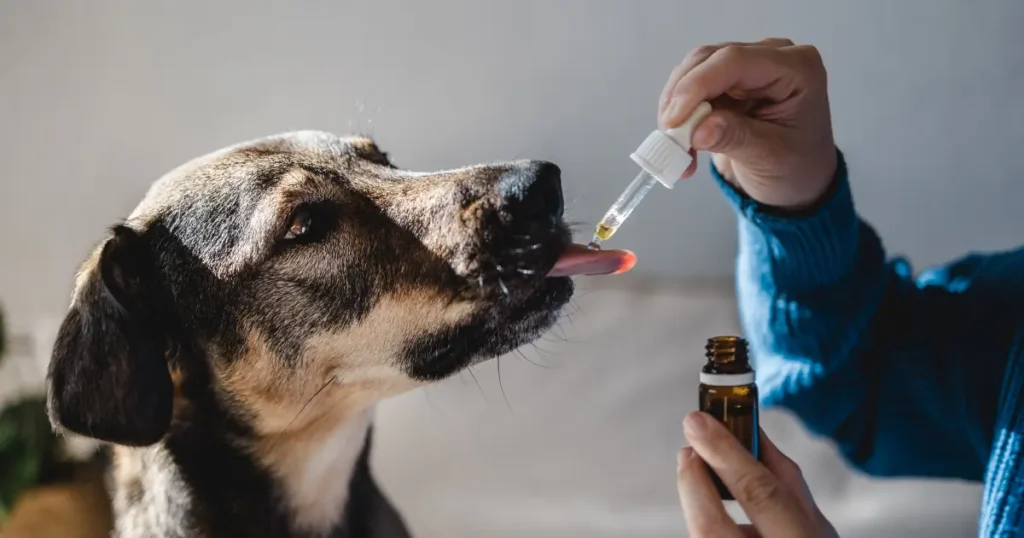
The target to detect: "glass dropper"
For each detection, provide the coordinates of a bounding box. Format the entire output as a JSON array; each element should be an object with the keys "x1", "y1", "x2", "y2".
[
  {"x1": 591, "y1": 170, "x2": 659, "y2": 245},
  {"x1": 588, "y1": 101, "x2": 713, "y2": 249}
]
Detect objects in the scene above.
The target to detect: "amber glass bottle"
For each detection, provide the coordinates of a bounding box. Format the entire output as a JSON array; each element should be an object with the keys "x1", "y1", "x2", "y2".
[{"x1": 698, "y1": 335, "x2": 760, "y2": 500}]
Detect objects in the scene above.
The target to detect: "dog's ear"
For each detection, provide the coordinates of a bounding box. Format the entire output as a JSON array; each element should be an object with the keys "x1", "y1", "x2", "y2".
[{"x1": 47, "y1": 225, "x2": 174, "y2": 446}]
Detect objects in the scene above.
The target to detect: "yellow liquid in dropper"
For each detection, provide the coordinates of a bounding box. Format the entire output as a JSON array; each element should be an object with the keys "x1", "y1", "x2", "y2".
[
  {"x1": 589, "y1": 170, "x2": 658, "y2": 249},
  {"x1": 594, "y1": 223, "x2": 616, "y2": 241},
  {"x1": 587, "y1": 223, "x2": 617, "y2": 249}
]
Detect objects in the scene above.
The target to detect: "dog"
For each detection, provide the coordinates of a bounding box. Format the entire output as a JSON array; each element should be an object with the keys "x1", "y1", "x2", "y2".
[{"x1": 44, "y1": 131, "x2": 631, "y2": 538}]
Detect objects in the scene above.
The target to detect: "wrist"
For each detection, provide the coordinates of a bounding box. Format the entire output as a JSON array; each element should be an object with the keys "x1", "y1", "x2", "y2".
[
  {"x1": 776, "y1": 148, "x2": 840, "y2": 215},
  {"x1": 714, "y1": 148, "x2": 864, "y2": 292},
  {"x1": 710, "y1": 147, "x2": 850, "y2": 228},
  {"x1": 714, "y1": 148, "x2": 842, "y2": 217}
]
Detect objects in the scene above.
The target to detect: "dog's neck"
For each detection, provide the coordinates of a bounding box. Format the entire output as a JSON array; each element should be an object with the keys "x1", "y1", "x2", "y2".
[
  {"x1": 110, "y1": 408, "x2": 384, "y2": 538},
  {"x1": 255, "y1": 409, "x2": 373, "y2": 533}
]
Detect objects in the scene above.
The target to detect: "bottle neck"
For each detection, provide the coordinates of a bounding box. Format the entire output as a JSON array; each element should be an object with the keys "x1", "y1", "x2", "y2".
[{"x1": 702, "y1": 336, "x2": 753, "y2": 376}]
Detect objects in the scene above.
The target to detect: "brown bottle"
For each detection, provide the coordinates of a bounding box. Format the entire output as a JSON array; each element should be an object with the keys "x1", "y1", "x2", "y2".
[{"x1": 698, "y1": 335, "x2": 760, "y2": 501}]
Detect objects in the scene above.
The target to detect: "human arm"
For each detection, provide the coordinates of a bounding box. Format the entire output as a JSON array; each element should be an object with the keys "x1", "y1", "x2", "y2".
[
  {"x1": 718, "y1": 152, "x2": 1022, "y2": 480},
  {"x1": 660, "y1": 39, "x2": 1024, "y2": 481}
]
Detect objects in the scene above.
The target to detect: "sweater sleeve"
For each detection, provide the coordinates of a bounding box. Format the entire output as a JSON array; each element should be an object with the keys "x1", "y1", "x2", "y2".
[{"x1": 716, "y1": 149, "x2": 1024, "y2": 481}]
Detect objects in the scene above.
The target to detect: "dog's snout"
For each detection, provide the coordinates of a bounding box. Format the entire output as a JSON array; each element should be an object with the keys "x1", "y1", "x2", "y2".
[{"x1": 498, "y1": 161, "x2": 564, "y2": 221}]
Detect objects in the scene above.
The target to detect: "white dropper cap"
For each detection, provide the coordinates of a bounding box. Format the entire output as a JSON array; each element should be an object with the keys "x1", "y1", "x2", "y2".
[{"x1": 629, "y1": 101, "x2": 713, "y2": 189}]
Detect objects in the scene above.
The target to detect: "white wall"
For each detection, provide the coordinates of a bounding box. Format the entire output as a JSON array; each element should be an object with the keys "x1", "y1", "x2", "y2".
[{"x1": 1, "y1": 0, "x2": 1022, "y2": 328}]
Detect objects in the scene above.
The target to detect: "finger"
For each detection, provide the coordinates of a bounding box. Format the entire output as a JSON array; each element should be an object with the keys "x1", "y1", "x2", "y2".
[
  {"x1": 690, "y1": 108, "x2": 785, "y2": 159},
  {"x1": 659, "y1": 43, "x2": 738, "y2": 114},
  {"x1": 684, "y1": 412, "x2": 811, "y2": 535},
  {"x1": 679, "y1": 149, "x2": 698, "y2": 179},
  {"x1": 758, "y1": 428, "x2": 802, "y2": 483},
  {"x1": 659, "y1": 38, "x2": 795, "y2": 114},
  {"x1": 758, "y1": 37, "x2": 797, "y2": 48},
  {"x1": 738, "y1": 524, "x2": 763, "y2": 538},
  {"x1": 707, "y1": 93, "x2": 759, "y2": 116},
  {"x1": 661, "y1": 45, "x2": 803, "y2": 130},
  {"x1": 758, "y1": 429, "x2": 820, "y2": 510},
  {"x1": 677, "y1": 447, "x2": 745, "y2": 538}
]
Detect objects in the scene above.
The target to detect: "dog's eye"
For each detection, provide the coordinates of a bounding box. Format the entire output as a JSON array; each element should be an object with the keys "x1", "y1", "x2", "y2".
[
  {"x1": 283, "y1": 203, "x2": 336, "y2": 243},
  {"x1": 286, "y1": 210, "x2": 312, "y2": 239}
]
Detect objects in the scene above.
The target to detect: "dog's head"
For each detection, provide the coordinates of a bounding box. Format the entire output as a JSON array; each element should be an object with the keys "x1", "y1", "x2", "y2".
[{"x1": 45, "y1": 132, "x2": 631, "y2": 447}]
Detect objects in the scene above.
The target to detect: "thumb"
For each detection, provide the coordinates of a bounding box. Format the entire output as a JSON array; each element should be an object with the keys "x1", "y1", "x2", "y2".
[{"x1": 691, "y1": 109, "x2": 765, "y2": 155}]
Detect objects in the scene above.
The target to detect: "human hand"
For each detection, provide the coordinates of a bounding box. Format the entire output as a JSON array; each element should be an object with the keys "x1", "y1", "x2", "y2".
[
  {"x1": 677, "y1": 411, "x2": 838, "y2": 538},
  {"x1": 660, "y1": 39, "x2": 837, "y2": 211}
]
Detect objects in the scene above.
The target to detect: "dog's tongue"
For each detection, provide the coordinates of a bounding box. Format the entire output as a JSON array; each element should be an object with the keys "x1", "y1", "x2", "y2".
[{"x1": 548, "y1": 244, "x2": 637, "y2": 277}]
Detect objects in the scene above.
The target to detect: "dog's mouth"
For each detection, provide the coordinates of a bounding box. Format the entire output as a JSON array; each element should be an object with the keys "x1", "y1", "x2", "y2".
[
  {"x1": 458, "y1": 163, "x2": 636, "y2": 306},
  {"x1": 404, "y1": 179, "x2": 637, "y2": 380},
  {"x1": 473, "y1": 217, "x2": 634, "y2": 298}
]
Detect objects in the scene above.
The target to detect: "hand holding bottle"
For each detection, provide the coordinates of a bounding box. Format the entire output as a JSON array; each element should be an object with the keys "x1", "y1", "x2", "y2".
[
  {"x1": 660, "y1": 38, "x2": 838, "y2": 211},
  {"x1": 677, "y1": 411, "x2": 838, "y2": 538}
]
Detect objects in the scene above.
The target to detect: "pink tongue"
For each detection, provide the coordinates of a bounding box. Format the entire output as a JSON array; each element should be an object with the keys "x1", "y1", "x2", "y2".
[{"x1": 548, "y1": 243, "x2": 637, "y2": 277}]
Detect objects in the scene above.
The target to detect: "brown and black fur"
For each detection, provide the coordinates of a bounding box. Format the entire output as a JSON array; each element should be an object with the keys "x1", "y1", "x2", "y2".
[{"x1": 45, "y1": 131, "x2": 575, "y2": 537}]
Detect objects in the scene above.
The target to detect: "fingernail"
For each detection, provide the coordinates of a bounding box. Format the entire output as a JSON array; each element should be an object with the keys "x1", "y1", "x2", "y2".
[
  {"x1": 683, "y1": 412, "x2": 710, "y2": 438},
  {"x1": 677, "y1": 447, "x2": 695, "y2": 470},
  {"x1": 691, "y1": 118, "x2": 722, "y2": 150}
]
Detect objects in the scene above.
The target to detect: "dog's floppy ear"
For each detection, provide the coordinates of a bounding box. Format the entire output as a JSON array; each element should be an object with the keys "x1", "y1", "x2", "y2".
[{"x1": 47, "y1": 224, "x2": 174, "y2": 446}]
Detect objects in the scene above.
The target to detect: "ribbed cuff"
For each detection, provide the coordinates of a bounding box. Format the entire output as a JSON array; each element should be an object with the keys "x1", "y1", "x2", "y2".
[{"x1": 712, "y1": 149, "x2": 860, "y2": 292}]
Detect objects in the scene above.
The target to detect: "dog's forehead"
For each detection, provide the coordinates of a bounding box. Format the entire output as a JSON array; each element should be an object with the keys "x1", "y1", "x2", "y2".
[
  {"x1": 120, "y1": 131, "x2": 380, "y2": 275},
  {"x1": 132, "y1": 131, "x2": 376, "y2": 218}
]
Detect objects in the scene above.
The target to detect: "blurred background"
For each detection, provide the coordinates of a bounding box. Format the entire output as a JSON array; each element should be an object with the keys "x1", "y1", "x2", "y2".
[{"x1": 1, "y1": 0, "x2": 1021, "y2": 536}]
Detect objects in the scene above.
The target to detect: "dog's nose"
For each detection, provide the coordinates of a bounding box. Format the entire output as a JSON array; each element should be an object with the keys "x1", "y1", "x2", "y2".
[{"x1": 498, "y1": 161, "x2": 564, "y2": 220}]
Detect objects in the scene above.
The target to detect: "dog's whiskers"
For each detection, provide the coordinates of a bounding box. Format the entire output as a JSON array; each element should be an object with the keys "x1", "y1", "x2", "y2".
[
  {"x1": 465, "y1": 367, "x2": 487, "y2": 400},
  {"x1": 529, "y1": 341, "x2": 556, "y2": 358},
  {"x1": 497, "y1": 278, "x2": 509, "y2": 297},
  {"x1": 496, "y1": 357, "x2": 513, "y2": 413},
  {"x1": 269, "y1": 374, "x2": 337, "y2": 453},
  {"x1": 542, "y1": 331, "x2": 567, "y2": 344},
  {"x1": 514, "y1": 348, "x2": 555, "y2": 369},
  {"x1": 559, "y1": 311, "x2": 581, "y2": 333},
  {"x1": 553, "y1": 323, "x2": 571, "y2": 342},
  {"x1": 510, "y1": 243, "x2": 543, "y2": 254}
]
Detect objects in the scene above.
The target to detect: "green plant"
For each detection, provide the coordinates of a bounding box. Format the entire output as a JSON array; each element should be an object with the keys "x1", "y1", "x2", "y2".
[
  {"x1": 0, "y1": 306, "x2": 64, "y2": 523},
  {"x1": 0, "y1": 398, "x2": 58, "y2": 521}
]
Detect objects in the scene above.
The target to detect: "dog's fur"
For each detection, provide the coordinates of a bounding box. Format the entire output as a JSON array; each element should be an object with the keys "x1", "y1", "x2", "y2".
[{"x1": 45, "y1": 131, "x2": 575, "y2": 538}]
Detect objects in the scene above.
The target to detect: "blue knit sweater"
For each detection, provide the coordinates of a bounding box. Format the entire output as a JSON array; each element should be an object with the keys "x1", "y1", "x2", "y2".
[{"x1": 712, "y1": 150, "x2": 1024, "y2": 536}]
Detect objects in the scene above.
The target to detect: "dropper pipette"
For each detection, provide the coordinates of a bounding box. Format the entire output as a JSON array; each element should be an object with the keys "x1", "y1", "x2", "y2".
[{"x1": 589, "y1": 101, "x2": 713, "y2": 248}]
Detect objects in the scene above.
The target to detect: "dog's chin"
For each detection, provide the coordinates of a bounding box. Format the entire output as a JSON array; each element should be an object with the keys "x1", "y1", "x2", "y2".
[
  {"x1": 477, "y1": 274, "x2": 573, "y2": 356},
  {"x1": 402, "y1": 210, "x2": 578, "y2": 381},
  {"x1": 403, "y1": 275, "x2": 573, "y2": 382}
]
